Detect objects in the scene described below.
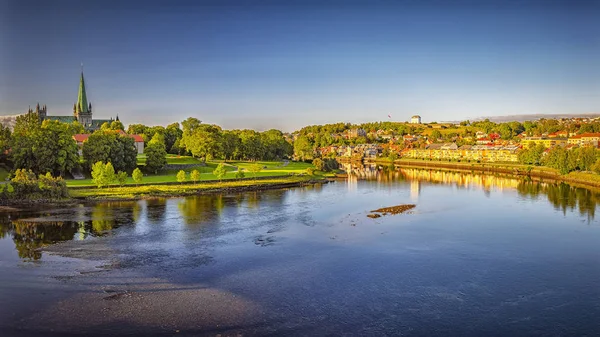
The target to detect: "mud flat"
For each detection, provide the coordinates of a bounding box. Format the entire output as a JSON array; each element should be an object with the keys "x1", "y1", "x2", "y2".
[{"x1": 367, "y1": 204, "x2": 416, "y2": 218}]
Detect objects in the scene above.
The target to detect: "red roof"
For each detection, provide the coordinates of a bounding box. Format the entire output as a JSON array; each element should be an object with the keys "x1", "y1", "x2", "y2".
[
  {"x1": 73, "y1": 134, "x2": 89, "y2": 142},
  {"x1": 576, "y1": 133, "x2": 600, "y2": 139},
  {"x1": 127, "y1": 134, "x2": 144, "y2": 142},
  {"x1": 72, "y1": 133, "x2": 144, "y2": 143}
]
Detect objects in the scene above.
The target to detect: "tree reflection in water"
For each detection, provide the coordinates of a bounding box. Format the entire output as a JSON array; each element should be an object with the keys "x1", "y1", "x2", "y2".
[
  {"x1": 344, "y1": 166, "x2": 600, "y2": 222},
  {"x1": 1, "y1": 170, "x2": 599, "y2": 262},
  {"x1": 177, "y1": 195, "x2": 224, "y2": 226},
  {"x1": 1, "y1": 220, "x2": 80, "y2": 261}
]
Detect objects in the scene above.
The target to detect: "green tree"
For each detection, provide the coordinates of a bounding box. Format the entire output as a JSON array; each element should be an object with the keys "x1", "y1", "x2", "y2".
[
  {"x1": 165, "y1": 123, "x2": 183, "y2": 154},
  {"x1": 293, "y1": 135, "x2": 313, "y2": 161},
  {"x1": 0, "y1": 124, "x2": 11, "y2": 163},
  {"x1": 104, "y1": 162, "x2": 116, "y2": 186},
  {"x1": 213, "y1": 163, "x2": 227, "y2": 182},
  {"x1": 578, "y1": 146, "x2": 597, "y2": 171},
  {"x1": 543, "y1": 146, "x2": 574, "y2": 175},
  {"x1": 235, "y1": 170, "x2": 245, "y2": 179},
  {"x1": 110, "y1": 120, "x2": 125, "y2": 131},
  {"x1": 127, "y1": 124, "x2": 148, "y2": 136},
  {"x1": 312, "y1": 158, "x2": 324, "y2": 171},
  {"x1": 144, "y1": 133, "x2": 167, "y2": 174},
  {"x1": 11, "y1": 120, "x2": 80, "y2": 176},
  {"x1": 182, "y1": 122, "x2": 223, "y2": 161},
  {"x1": 132, "y1": 168, "x2": 143, "y2": 186},
  {"x1": 190, "y1": 169, "x2": 200, "y2": 183},
  {"x1": 221, "y1": 130, "x2": 241, "y2": 160},
  {"x1": 239, "y1": 130, "x2": 263, "y2": 161},
  {"x1": 176, "y1": 170, "x2": 186, "y2": 184},
  {"x1": 592, "y1": 158, "x2": 600, "y2": 174},
  {"x1": 13, "y1": 110, "x2": 40, "y2": 134},
  {"x1": 91, "y1": 161, "x2": 107, "y2": 188},
  {"x1": 82, "y1": 131, "x2": 137, "y2": 173},
  {"x1": 116, "y1": 171, "x2": 128, "y2": 187}
]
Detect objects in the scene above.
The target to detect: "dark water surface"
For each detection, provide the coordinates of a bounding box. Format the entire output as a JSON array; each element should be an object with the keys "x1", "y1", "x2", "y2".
[{"x1": 1, "y1": 168, "x2": 600, "y2": 336}]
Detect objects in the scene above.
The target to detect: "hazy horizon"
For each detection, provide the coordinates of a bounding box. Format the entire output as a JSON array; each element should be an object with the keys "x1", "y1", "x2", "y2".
[{"x1": 1, "y1": 0, "x2": 599, "y2": 131}]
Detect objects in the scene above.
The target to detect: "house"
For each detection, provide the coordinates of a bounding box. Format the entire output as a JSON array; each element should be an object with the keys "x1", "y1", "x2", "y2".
[
  {"x1": 73, "y1": 131, "x2": 145, "y2": 156},
  {"x1": 548, "y1": 130, "x2": 568, "y2": 138},
  {"x1": 347, "y1": 128, "x2": 367, "y2": 139},
  {"x1": 410, "y1": 115, "x2": 422, "y2": 124},
  {"x1": 521, "y1": 136, "x2": 567, "y2": 148},
  {"x1": 567, "y1": 133, "x2": 600, "y2": 147},
  {"x1": 475, "y1": 131, "x2": 487, "y2": 139}
]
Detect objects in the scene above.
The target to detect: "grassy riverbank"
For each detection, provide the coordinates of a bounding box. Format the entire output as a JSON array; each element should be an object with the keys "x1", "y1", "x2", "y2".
[
  {"x1": 66, "y1": 159, "x2": 313, "y2": 187},
  {"x1": 69, "y1": 175, "x2": 323, "y2": 200}
]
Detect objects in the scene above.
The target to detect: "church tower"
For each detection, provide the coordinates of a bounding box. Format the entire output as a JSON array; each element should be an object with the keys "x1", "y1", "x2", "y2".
[{"x1": 73, "y1": 71, "x2": 93, "y2": 127}]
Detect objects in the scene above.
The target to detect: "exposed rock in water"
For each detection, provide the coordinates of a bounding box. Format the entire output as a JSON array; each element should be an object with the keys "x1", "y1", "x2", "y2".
[{"x1": 368, "y1": 204, "x2": 416, "y2": 218}]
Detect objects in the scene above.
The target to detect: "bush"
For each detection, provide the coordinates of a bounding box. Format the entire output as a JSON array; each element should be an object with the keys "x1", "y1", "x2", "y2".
[
  {"x1": 213, "y1": 163, "x2": 227, "y2": 181},
  {"x1": 176, "y1": 170, "x2": 187, "y2": 184},
  {"x1": 2, "y1": 170, "x2": 67, "y2": 200},
  {"x1": 116, "y1": 171, "x2": 128, "y2": 187},
  {"x1": 190, "y1": 169, "x2": 200, "y2": 183},
  {"x1": 312, "y1": 158, "x2": 324, "y2": 171},
  {"x1": 132, "y1": 168, "x2": 143, "y2": 186},
  {"x1": 306, "y1": 167, "x2": 315, "y2": 175},
  {"x1": 91, "y1": 162, "x2": 116, "y2": 188}
]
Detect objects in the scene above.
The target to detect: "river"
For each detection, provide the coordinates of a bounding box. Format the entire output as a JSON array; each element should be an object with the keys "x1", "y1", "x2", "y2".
[{"x1": 1, "y1": 167, "x2": 599, "y2": 336}]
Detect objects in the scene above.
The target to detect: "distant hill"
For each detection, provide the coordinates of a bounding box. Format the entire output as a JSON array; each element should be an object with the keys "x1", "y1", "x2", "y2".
[
  {"x1": 0, "y1": 115, "x2": 21, "y2": 130},
  {"x1": 443, "y1": 113, "x2": 600, "y2": 124}
]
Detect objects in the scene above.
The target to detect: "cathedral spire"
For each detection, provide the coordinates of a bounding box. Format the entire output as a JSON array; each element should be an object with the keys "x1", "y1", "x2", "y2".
[{"x1": 76, "y1": 70, "x2": 89, "y2": 114}]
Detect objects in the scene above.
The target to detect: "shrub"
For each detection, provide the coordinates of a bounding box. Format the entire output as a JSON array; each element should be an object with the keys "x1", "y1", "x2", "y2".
[
  {"x1": 91, "y1": 162, "x2": 116, "y2": 188},
  {"x1": 213, "y1": 163, "x2": 227, "y2": 181},
  {"x1": 235, "y1": 170, "x2": 245, "y2": 179},
  {"x1": 190, "y1": 169, "x2": 200, "y2": 183},
  {"x1": 312, "y1": 158, "x2": 324, "y2": 171},
  {"x1": 4, "y1": 171, "x2": 67, "y2": 200},
  {"x1": 306, "y1": 167, "x2": 315, "y2": 175},
  {"x1": 132, "y1": 168, "x2": 143, "y2": 186},
  {"x1": 176, "y1": 170, "x2": 186, "y2": 184},
  {"x1": 116, "y1": 171, "x2": 128, "y2": 187}
]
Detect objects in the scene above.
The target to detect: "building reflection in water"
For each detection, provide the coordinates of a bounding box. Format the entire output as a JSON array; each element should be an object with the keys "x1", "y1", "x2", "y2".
[{"x1": 341, "y1": 164, "x2": 600, "y2": 222}]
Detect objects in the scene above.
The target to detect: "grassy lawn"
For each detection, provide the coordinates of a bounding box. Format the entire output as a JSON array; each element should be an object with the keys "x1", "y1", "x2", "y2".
[
  {"x1": 226, "y1": 160, "x2": 312, "y2": 173},
  {"x1": 137, "y1": 154, "x2": 205, "y2": 166},
  {"x1": 66, "y1": 160, "x2": 314, "y2": 187},
  {"x1": 69, "y1": 175, "x2": 314, "y2": 199}
]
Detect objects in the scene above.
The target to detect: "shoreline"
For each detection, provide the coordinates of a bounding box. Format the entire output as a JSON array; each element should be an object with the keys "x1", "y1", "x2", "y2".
[
  {"x1": 70, "y1": 176, "x2": 329, "y2": 202},
  {"x1": 389, "y1": 159, "x2": 600, "y2": 190},
  {"x1": 0, "y1": 176, "x2": 329, "y2": 208}
]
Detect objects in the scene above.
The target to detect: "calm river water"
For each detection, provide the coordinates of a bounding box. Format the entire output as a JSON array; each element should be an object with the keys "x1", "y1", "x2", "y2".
[{"x1": 1, "y1": 167, "x2": 600, "y2": 336}]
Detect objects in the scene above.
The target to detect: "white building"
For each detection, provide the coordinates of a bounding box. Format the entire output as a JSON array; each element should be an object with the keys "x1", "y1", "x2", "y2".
[{"x1": 410, "y1": 115, "x2": 421, "y2": 124}]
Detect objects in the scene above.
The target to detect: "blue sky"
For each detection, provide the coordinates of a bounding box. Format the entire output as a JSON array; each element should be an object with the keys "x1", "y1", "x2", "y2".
[{"x1": 1, "y1": 0, "x2": 599, "y2": 131}]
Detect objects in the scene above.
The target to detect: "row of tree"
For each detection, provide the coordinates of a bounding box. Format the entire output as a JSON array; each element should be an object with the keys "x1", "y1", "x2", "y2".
[
  {"x1": 518, "y1": 143, "x2": 600, "y2": 175},
  {"x1": 179, "y1": 118, "x2": 292, "y2": 162}
]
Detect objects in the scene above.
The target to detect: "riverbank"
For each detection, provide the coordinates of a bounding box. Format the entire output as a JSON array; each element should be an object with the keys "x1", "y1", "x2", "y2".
[
  {"x1": 69, "y1": 175, "x2": 327, "y2": 201},
  {"x1": 391, "y1": 158, "x2": 600, "y2": 190}
]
